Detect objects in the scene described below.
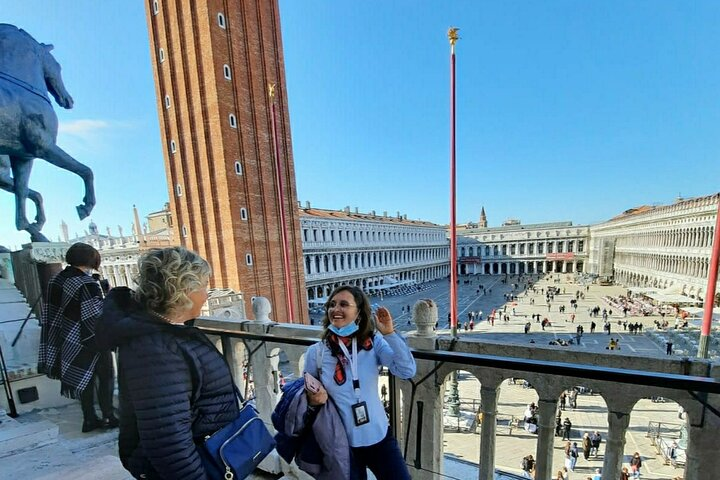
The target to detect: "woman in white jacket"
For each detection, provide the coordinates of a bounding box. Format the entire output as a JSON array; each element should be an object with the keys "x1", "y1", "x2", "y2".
[{"x1": 303, "y1": 285, "x2": 416, "y2": 480}]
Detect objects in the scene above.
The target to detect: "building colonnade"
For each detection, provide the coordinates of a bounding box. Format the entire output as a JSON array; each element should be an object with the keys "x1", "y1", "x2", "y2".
[
  {"x1": 456, "y1": 223, "x2": 590, "y2": 277},
  {"x1": 301, "y1": 212, "x2": 450, "y2": 302},
  {"x1": 306, "y1": 263, "x2": 450, "y2": 301},
  {"x1": 588, "y1": 193, "x2": 720, "y2": 301}
]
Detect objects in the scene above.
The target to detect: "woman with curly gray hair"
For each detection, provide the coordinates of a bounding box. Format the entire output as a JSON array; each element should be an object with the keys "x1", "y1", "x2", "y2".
[{"x1": 96, "y1": 246, "x2": 238, "y2": 479}]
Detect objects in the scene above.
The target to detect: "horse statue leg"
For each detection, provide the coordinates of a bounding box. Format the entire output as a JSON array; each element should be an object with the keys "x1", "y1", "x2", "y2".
[
  {"x1": 9, "y1": 156, "x2": 49, "y2": 242},
  {"x1": 0, "y1": 158, "x2": 46, "y2": 231},
  {"x1": 40, "y1": 144, "x2": 95, "y2": 220},
  {"x1": 26, "y1": 187, "x2": 46, "y2": 231}
]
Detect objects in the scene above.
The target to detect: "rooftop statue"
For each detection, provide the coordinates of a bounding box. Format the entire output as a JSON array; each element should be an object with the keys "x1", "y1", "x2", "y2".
[{"x1": 0, "y1": 24, "x2": 95, "y2": 244}]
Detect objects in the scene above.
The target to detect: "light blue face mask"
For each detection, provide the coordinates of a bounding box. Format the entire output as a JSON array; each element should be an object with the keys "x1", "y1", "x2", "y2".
[{"x1": 328, "y1": 321, "x2": 359, "y2": 337}]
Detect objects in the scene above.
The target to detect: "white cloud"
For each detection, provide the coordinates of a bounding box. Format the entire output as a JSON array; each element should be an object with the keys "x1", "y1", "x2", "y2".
[{"x1": 58, "y1": 119, "x2": 111, "y2": 137}]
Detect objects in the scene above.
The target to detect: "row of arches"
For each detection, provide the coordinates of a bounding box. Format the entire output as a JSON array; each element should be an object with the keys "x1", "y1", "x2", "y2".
[
  {"x1": 459, "y1": 261, "x2": 584, "y2": 275},
  {"x1": 436, "y1": 370, "x2": 687, "y2": 478},
  {"x1": 304, "y1": 248, "x2": 447, "y2": 276},
  {"x1": 616, "y1": 226, "x2": 715, "y2": 250},
  {"x1": 302, "y1": 226, "x2": 444, "y2": 244},
  {"x1": 615, "y1": 252, "x2": 712, "y2": 283},
  {"x1": 99, "y1": 262, "x2": 137, "y2": 288},
  {"x1": 459, "y1": 239, "x2": 585, "y2": 258},
  {"x1": 306, "y1": 265, "x2": 449, "y2": 301},
  {"x1": 616, "y1": 270, "x2": 720, "y2": 302}
]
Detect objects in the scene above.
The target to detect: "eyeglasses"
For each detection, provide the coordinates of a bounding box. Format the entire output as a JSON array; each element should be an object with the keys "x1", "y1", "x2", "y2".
[{"x1": 326, "y1": 300, "x2": 357, "y2": 310}]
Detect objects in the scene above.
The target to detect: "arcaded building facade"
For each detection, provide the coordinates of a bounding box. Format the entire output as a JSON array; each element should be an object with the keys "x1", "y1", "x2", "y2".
[
  {"x1": 145, "y1": 0, "x2": 308, "y2": 323},
  {"x1": 588, "y1": 193, "x2": 720, "y2": 302},
  {"x1": 300, "y1": 206, "x2": 449, "y2": 301},
  {"x1": 456, "y1": 221, "x2": 590, "y2": 276}
]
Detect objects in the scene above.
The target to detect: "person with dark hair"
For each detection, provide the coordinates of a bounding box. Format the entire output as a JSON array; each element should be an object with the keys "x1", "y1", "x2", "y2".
[
  {"x1": 521, "y1": 454, "x2": 535, "y2": 478},
  {"x1": 630, "y1": 452, "x2": 642, "y2": 479},
  {"x1": 96, "y1": 246, "x2": 238, "y2": 479},
  {"x1": 303, "y1": 285, "x2": 416, "y2": 479},
  {"x1": 38, "y1": 242, "x2": 117, "y2": 432},
  {"x1": 562, "y1": 417, "x2": 572, "y2": 440}
]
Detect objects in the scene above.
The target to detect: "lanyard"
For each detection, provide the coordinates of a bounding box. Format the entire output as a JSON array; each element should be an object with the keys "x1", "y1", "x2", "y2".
[{"x1": 337, "y1": 338, "x2": 361, "y2": 401}]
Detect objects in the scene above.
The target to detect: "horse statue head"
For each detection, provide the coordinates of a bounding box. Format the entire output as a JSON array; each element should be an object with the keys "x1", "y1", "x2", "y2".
[
  {"x1": 0, "y1": 24, "x2": 95, "y2": 245},
  {"x1": 39, "y1": 43, "x2": 73, "y2": 110}
]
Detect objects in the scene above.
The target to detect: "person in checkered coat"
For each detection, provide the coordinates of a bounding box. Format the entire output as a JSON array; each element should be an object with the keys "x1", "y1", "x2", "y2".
[{"x1": 38, "y1": 242, "x2": 117, "y2": 432}]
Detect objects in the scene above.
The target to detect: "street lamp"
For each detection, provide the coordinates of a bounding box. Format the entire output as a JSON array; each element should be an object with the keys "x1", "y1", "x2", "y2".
[{"x1": 446, "y1": 371, "x2": 460, "y2": 417}]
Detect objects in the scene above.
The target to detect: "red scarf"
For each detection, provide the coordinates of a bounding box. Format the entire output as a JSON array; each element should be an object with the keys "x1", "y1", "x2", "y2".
[{"x1": 327, "y1": 333, "x2": 373, "y2": 385}]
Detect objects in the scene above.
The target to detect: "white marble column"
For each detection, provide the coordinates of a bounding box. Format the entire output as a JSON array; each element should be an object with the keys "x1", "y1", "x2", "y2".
[
  {"x1": 478, "y1": 385, "x2": 500, "y2": 480},
  {"x1": 535, "y1": 398, "x2": 558, "y2": 480}
]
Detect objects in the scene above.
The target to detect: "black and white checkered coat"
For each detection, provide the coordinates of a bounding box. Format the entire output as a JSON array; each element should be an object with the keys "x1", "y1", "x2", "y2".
[{"x1": 38, "y1": 265, "x2": 103, "y2": 399}]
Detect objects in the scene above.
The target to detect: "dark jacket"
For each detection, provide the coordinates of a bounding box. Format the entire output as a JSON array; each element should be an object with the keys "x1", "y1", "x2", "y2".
[
  {"x1": 272, "y1": 378, "x2": 351, "y2": 479},
  {"x1": 96, "y1": 287, "x2": 238, "y2": 480}
]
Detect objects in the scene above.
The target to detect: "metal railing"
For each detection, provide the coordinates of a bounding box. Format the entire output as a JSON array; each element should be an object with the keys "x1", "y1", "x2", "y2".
[
  {"x1": 195, "y1": 325, "x2": 720, "y2": 405},
  {"x1": 194, "y1": 323, "x2": 720, "y2": 479}
]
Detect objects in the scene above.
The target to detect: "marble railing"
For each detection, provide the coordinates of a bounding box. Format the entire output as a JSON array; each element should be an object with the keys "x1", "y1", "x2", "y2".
[{"x1": 194, "y1": 306, "x2": 720, "y2": 480}]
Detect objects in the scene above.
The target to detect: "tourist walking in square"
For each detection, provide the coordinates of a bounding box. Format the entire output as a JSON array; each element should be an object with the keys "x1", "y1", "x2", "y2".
[
  {"x1": 630, "y1": 452, "x2": 642, "y2": 478},
  {"x1": 582, "y1": 432, "x2": 592, "y2": 460},
  {"x1": 590, "y1": 430, "x2": 602, "y2": 456},
  {"x1": 562, "y1": 417, "x2": 572, "y2": 440}
]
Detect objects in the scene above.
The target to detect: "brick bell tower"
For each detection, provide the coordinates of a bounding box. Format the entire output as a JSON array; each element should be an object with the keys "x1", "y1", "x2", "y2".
[{"x1": 145, "y1": 0, "x2": 308, "y2": 324}]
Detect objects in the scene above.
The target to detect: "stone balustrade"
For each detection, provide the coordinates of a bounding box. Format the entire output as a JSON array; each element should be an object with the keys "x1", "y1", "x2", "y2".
[{"x1": 194, "y1": 299, "x2": 720, "y2": 480}]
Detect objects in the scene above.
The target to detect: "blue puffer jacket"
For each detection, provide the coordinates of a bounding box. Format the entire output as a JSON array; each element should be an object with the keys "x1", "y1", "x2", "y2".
[
  {"x1": 96, "y1": 288, "x2": 238, "y2": 480},
  {"x1": 272, "y1": 378, "x2": 351, "y2": 479}
]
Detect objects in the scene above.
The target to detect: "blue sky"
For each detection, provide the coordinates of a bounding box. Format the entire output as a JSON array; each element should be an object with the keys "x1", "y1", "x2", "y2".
[{"x1": 2, "y1": 1, "x2": 719, "y2": 249}]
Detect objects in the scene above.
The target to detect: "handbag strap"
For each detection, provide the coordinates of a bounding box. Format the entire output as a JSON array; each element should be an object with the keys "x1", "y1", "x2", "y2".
[{"x1": 195, "y1": 331, "x2": 247, "y2": 407}]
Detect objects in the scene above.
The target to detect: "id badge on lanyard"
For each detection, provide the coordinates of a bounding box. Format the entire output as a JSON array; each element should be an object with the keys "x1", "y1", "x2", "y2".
[{"x1": 338, "y1": 338, "x2": 370, "y2": 426}]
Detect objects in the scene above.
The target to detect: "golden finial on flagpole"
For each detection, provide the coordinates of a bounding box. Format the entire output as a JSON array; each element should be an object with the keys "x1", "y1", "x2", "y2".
[
  {"x1": 268, "y1": 82, "x2": 276, "y2": 100},
  {"x1": 448, "y1": 27, "x2": 460, "y2": 47}
]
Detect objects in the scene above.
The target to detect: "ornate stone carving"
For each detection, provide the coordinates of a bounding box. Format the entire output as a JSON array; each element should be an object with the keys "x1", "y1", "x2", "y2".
[
  {"x1": 25, "y1": 242, "x2": 69, "y2": 264},
  {"x1": 413, "y1": 299, "x2": 437, "y2": 337}
]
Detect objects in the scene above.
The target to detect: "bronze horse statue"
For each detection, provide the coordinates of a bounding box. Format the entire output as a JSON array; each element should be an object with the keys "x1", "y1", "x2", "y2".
[{"x1": 0, "y1": 24, "x2": 95, "y2": 243}]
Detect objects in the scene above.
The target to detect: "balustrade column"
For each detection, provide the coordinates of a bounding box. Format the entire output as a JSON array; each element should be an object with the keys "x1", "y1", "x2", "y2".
[
  {"x1": 603, "y1": 408, "x2": 632, "y2": 478},
  {"x1": 478, "y1": 385, "x2": 500, "y2": 480},
  {"x1": 684, "y1": 404, "x2": 720, "y2": 480},
  {"x1": 405, "y1": 302, "x2": 442, "y2": 480},
  {"x1": 124, "y1": 264, "x2": 133, "y2": 286},
  {"x1": 534, "y1": 398, "x2": 557, "y2": 480}
]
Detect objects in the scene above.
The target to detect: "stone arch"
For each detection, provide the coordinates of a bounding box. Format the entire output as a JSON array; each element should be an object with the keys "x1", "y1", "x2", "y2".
[
  {"x1": 439, "y1": 369, "x2": 482, "y2": 468},
  {"x1": 624, "y1": 394, "x2": 689, "y2": 472}
]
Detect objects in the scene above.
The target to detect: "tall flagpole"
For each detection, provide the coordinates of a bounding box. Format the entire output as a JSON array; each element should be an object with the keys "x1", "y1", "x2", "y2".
[
  {"x1": 698, "y1": 198, "x2": 720, "y2": 358},
  {"x1": 448, "y1": 27, "x2": 459, "y2": 337},
  {"x1": 269, "y1": 83, "x2": 295, "y2": 323}
]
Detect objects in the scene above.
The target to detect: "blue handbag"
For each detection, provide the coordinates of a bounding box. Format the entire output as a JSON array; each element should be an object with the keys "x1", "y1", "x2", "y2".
[{"x1": 200, "y1": 388, "x2": 276, "y2": 480}]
